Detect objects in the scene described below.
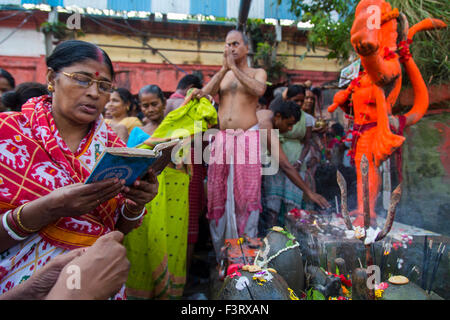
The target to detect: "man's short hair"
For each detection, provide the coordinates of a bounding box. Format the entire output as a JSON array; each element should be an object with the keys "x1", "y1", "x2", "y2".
[
  {"x1": 226, "y1": 29, "x2": 249, "y2": 46},
  {"x1": 286, "y1": 85, "x2": 306, "y2": 99},
  {"x1": 269, "y1": 98, "x2": 301, "y2": 122},
  {"x1": 176, "y1": 74, "x2": 202, "y2": 90}
]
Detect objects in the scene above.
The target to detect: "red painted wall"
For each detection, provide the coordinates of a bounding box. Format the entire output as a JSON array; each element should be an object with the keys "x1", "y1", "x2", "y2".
[
  {"x1": 0, "y1": 55, "x2": 47, "y2": 84},
  {"x1": 0, "y1": 55, "x2": 339, "y2": 95}
]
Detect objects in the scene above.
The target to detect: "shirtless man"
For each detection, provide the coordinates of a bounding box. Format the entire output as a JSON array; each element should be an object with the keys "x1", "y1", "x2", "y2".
[
  {"x1": 202, "y1": 30, "x2": 267, "y2": 257},
  {"x1": 257, "y1": 99, "x2": 330, "y2": 229},
  {"x1": 203, "y1": 30, "x2": 267, "y2": 130}
]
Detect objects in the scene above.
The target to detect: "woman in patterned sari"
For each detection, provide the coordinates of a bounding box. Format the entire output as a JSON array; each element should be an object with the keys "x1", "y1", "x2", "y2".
[{"x1": 0, "y1": 40, "x2": 158, "y2": 299}]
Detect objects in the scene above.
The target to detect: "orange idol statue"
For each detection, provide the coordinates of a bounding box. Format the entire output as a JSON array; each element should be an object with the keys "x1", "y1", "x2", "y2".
[{"x1": 328, "y1": 0, "x2": 446, "y2": 226}]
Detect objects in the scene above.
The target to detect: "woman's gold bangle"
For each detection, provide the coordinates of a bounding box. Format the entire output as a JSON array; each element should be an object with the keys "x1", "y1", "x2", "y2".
[{"x1": 15, "y1": 203, "x2": 40, "y2": 233}]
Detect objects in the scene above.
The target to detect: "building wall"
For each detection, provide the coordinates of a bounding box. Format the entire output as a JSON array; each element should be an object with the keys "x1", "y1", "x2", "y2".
[
  {"x1": 79, "y1": 33, "x2": 341, "y2": 73},
  {"x1": 0, "y1": 55, "x2": 47, "y2": 85},
  {"x1": 0, "y1": 9, "x2": 340, "y2": 93},
  {"x1": 0, "y1": 27, "x2": 46, "y2": 57},
  {"x1": 0, "y1": 54, "x2": 339, "y2": 94}
]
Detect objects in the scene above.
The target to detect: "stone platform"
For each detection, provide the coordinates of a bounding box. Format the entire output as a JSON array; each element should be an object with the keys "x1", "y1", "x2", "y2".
[{"x1": 284, "y1": 210, "x2": 449, "y2": 299}]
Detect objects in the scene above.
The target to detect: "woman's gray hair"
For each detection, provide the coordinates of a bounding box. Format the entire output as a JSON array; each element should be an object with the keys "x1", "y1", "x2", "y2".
[{"x1": 138, "y1": 84, "x2": 166, "y2": 103}]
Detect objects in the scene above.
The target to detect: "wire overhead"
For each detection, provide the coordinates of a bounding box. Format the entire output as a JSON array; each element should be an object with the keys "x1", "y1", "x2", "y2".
[
  {"x1": 87, "y1": 16, "x2": 188, "y2": 75},
  {"x1": 0, "y1": 12, "x2": 35, "y2": 46}
]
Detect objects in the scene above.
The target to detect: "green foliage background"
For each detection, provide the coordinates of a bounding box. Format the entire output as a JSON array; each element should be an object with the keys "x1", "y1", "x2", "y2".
[{"x1": 247, "y1": 19, "x2": 288, "y2": 84}]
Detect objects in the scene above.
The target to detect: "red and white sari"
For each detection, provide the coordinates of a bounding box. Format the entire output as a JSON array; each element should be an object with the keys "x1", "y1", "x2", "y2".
[{"x1": 0, "y1": 95, "x2": 126, "y2": 298}]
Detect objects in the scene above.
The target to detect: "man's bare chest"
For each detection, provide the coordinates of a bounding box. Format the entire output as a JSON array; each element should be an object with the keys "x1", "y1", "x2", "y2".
[{"x1": 220, "y1": 70, "x2": 256, "y2": 93}]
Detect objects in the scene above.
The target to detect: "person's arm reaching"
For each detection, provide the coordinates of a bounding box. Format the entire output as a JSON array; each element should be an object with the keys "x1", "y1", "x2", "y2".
[
  {"x1": 279, "y1": 148, "x2": 330, "y2": 209},
  {"x1": 260, "y1": 113, "x2": 330, "y2": 209},
  {"x1": 296, "y1": 126, "x2": 312, "y2": 170},
  {"x1": 164, "y1": 98, "x2": 184, "y2": 116}
]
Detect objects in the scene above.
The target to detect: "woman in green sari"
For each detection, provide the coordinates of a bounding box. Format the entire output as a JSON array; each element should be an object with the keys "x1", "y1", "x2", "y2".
[
  {"x1": 124, "y1": 85, "x2": 189, "y2": 299},
  {"x1": 124, "y1": 86, "x2": 217, "y2": 299}
]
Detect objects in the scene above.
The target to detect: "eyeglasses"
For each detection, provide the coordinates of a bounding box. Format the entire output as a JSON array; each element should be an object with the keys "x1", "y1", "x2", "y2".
[{"x1": 61, "y1": 72, "x2": 114, "y2": 94}]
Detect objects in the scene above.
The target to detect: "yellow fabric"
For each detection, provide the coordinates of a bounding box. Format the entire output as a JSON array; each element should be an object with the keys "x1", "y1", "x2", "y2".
[
  {"x1": 104, "y1": 117, "x2": 143, "y2": 134},
  {"x1": 119, "y1": 117, "x2": 143, "y2": 134},
  {"x1": 124, "y1": 98, "x2": 215, "y2": 299},
  {"x1": 136, "y1": 97, "x2": 217, "y2": 171},
  {"x1": 151, "y1": 97, "x2": 217, "y2": 140},
  {"x1": 124, "y1": 167, "x2": 189, "y2": 299}
]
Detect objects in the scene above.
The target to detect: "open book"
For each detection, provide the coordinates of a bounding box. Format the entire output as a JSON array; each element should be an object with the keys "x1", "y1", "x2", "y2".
[{"x1": 85, "y1": 139, "x2": 179, "y2": 186}]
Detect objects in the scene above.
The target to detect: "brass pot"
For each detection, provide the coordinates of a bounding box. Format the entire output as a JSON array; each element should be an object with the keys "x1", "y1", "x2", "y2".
[{"x1": 315, "y1": 119, "x2": 327, "y2": 129}]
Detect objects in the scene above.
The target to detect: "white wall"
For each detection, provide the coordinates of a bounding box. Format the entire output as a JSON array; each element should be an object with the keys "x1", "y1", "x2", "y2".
[{"x1": 0, "y1": 28, "x2": 46, "y2": 57}]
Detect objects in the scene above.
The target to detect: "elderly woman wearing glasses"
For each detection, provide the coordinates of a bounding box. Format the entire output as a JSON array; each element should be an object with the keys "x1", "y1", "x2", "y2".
[{"x1": 0, "y1": 40, "x2": 158, "y2": 299}]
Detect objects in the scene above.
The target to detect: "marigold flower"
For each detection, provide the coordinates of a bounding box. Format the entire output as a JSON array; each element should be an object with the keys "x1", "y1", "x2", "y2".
[
  {"x1": 375, "y1": 289, "x2": 384, "y2": 298},
  {"x1": 341, "y1": 285, "x2": 349, "y2": 295}
]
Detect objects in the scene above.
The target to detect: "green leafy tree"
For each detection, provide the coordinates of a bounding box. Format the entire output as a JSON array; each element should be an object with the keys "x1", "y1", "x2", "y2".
[
  {"x1": 40, "y1": 20, "x2": 85, "y2": 41},
  {"x1": 280, "y1": 0, "x2": 356, "y2": 63},
  {"x1": 389, "y1": 0, "x2": 449, "y2": 85},
  {"x1": 247, "y1": 19, "x2": 287, "y2": 84}
]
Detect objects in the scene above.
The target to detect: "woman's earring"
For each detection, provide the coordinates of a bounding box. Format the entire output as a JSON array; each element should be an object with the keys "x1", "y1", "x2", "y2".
[{"x1": 47, "y1": 84, "x2": 54, "y2": 92}]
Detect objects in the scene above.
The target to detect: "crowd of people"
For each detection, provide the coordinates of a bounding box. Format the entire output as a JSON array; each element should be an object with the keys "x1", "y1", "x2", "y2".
[{"x1": 0, "y1": 30, "x2": 356, "y2": 300}]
